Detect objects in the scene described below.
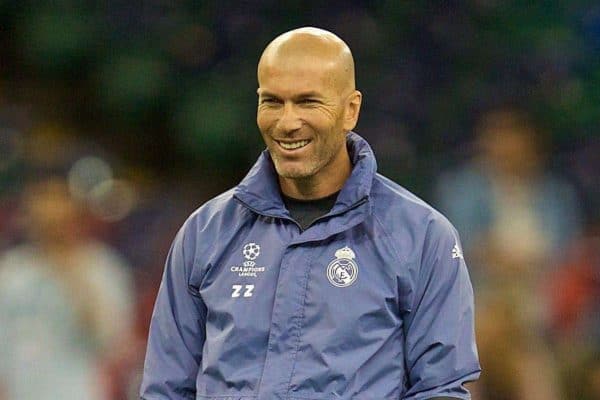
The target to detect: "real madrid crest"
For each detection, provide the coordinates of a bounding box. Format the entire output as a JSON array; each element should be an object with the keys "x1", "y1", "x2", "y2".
[{"x1": 326, "y1": 246, "x2": 358, "y2": 287}]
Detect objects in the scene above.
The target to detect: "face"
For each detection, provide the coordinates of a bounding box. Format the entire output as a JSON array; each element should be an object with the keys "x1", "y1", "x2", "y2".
[
  {"x1": 257, "y1": 60, "x2": 358, "y2": 182},
  {"x1": 24, "y1": 179, "x2": 82, "y2": 245}
]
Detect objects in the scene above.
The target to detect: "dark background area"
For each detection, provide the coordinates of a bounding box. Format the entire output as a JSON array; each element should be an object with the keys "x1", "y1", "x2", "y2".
[{"x1": 0, "y1": 1, "x2": 598, "y2": 205}]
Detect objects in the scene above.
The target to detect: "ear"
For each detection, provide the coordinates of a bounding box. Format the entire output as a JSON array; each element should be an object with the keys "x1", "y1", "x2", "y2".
[{"x1": 343, "y1": 90, "x2": 362, "y2": 131}]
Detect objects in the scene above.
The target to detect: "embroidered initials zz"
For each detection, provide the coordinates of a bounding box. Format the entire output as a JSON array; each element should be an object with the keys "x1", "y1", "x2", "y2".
[{"x1": 231, "y1": 284, "x2": 254, "y2": 298}]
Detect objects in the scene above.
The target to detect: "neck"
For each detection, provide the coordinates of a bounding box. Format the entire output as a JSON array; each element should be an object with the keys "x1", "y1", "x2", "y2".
[{"x1": 279, "y1": 149, "x2": 352, "y2": 200}]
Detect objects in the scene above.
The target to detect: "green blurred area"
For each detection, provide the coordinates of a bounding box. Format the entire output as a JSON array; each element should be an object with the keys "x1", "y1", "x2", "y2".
[{"x1": 0, "y1": 1, "x2": 598, "y2": 183}]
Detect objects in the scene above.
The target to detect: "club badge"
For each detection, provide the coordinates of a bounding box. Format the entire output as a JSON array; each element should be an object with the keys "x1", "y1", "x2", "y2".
[{"x1": 326, "y1": 246, "x2": 358, "y2": 287}]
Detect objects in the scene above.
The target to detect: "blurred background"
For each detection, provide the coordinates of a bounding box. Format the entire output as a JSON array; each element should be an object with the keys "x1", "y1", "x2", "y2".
[{"x1": 0, "y1": 1, "x2": 598, "y2": 399}]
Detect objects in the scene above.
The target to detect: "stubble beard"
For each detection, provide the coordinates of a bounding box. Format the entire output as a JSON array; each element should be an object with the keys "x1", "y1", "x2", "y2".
[{"x1": 270, "y1": 150, "x2": 322, "y2": 180}]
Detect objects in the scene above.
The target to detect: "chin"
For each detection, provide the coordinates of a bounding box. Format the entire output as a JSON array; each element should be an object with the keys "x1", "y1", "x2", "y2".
[
  {"x1": 271, "y1": 154, "x2": 324, "y2": 180},
  {"x1": 276, "y1": 168, "x2": 311, "y2": 180},
  {"x1": 274, "y1": 163, "x2": 316, "y2": 180}
]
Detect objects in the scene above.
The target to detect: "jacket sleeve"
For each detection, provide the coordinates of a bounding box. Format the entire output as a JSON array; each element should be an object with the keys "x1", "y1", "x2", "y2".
[
  {"x1": 402, "y1": 216, "x2": 481, "y2": 400},
  {"x1": 140, "y1": 224, "x2": 207, "y2": 399}
]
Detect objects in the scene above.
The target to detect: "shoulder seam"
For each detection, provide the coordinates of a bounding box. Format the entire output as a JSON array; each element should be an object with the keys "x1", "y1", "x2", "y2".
[{"x1": 371, "y1": 209, "x2": 407, "y2": 266}]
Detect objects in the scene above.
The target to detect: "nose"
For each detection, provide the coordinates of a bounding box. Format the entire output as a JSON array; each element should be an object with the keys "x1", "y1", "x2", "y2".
[{"x1": 276, "y1": 102, "x2": 302, "y2": 134}]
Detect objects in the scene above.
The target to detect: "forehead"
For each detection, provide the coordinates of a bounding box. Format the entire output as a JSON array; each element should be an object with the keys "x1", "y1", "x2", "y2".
[{"x1": 258, "y1": 58, "x2": 340, "y2": 96}]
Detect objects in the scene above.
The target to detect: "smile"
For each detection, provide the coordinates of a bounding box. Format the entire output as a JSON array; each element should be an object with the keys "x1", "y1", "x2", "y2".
[{"x1": 276, "y1": 140, "x2": 310, "y2": 150}]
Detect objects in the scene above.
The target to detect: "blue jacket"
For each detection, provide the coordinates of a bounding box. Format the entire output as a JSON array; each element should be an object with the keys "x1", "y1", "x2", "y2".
[{"x1": 141, "y1": 133, "x2": 481, "y2": 400}]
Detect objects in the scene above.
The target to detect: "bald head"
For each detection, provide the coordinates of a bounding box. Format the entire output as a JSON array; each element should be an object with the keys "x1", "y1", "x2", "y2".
[
  {"x1": 255, "y1": 28, "x2": 363, "y2": 199},
  {"x1": 258, "y1": 27, "x2": 356, "y2": 95}
]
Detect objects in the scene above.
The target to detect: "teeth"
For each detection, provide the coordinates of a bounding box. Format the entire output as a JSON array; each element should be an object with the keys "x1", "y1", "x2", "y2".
[{"x1": 278, "y1": 140, "x2": 309, "y2": 150}]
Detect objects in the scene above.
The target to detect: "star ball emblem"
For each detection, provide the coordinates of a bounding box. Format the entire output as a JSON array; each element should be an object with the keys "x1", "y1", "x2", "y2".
[
  {"x1": 243, "y1": 243, "x2": 261, "y2": 261},
  {"x1": 327, "y1": 246, "x2": 358, "y2": 288}
]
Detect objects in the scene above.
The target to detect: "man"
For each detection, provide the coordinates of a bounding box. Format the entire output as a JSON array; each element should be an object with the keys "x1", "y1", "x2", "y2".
[
  {"x1": 141, "y1": 27, "x2": 480, "y2": 400},
  {"x1": 0, "y1": 175, "x2": 133, "y2": 399}
]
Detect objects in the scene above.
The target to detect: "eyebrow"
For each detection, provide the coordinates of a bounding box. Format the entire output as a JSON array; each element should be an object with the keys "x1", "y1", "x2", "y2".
[{"x1": 294, "y1": 91, "x2": 323, "y2": 100}]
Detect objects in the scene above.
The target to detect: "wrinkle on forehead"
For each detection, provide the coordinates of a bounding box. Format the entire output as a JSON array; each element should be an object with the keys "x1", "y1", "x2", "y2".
[{"x1": 258, "y1": 27, "x2": 355, "y2": 96}]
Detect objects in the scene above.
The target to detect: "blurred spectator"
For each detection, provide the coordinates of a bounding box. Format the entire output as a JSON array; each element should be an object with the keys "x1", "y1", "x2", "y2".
[
  {"x1": 546, "y1": 220, "x2": 600, "y2": 400},
  {"x1": 434, "y1": 108, "x2": 582, "y2": 400},
  {"x1": 547, "y1": 222, "x2": 600, "y2": 343},
  {"x1": 436, "y1": 108, "x2": 581, "y2": 263},
  {"x1": 0, "y1": 175, "x2": 134, "y2": 399}
]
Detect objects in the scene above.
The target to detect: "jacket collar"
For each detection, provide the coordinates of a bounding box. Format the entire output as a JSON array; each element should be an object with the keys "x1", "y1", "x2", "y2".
[{"x1": 233, "y1": 132, "x2": 377, "y2": 220}]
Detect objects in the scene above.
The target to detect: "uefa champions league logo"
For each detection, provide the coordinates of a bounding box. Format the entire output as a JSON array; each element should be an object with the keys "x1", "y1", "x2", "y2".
[
  {"x1": 327, "y1": 246, "x2": 358, "y2": 287},
  {"x1": 231, "y1": 243, "x2": 265, "y2": 278}
]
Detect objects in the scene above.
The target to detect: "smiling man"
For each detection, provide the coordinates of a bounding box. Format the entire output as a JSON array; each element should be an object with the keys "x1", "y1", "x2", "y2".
[
  {"x1": 141, "y1": 28, "x2": 480, "y2": 400},
  {"x1": 256, "y1": 29, "x2": 360, "y2": 201}
]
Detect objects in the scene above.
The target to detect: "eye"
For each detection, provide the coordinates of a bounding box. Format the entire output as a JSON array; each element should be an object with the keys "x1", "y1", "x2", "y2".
[{"x1": 260, "y1": 98, "x2": 279, "y2": 104}]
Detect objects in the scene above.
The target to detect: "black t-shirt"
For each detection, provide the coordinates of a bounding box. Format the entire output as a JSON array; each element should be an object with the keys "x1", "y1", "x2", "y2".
[{"x1": 281, "y1": 191, "x2": 340, "y2": 231}]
